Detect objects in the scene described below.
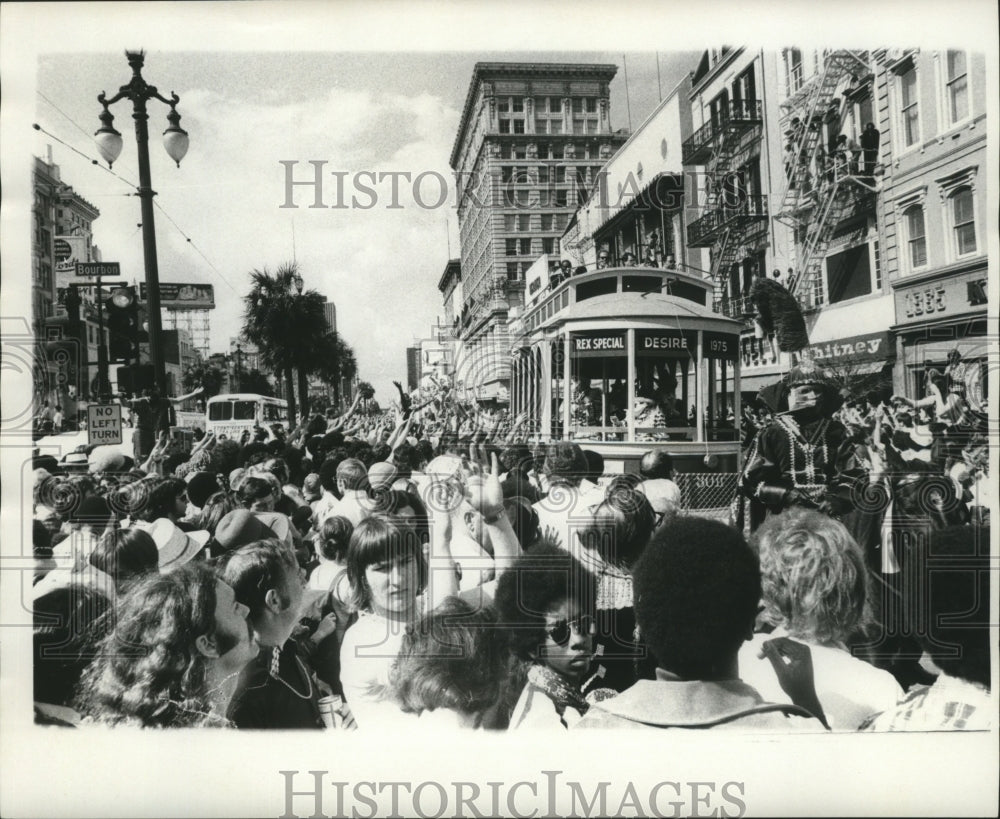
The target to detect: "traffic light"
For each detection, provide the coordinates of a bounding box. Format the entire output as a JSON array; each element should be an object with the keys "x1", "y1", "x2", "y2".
[
  {"x1": 117, "y1": 363, "x2": 155, "y2": 394},
  {"x1": 105, "y1": 286, "x2": 139, "y2": 363}
]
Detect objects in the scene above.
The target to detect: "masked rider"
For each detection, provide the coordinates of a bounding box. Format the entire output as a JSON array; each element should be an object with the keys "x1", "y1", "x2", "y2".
[{"x1": 741, "y1": 363, "x2": 861, "y2": 529}]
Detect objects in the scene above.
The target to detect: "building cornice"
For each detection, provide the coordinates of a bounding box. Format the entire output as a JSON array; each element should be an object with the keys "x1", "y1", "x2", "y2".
[
  {"x1": 450, "y1": 62, "x2": 619, "y2": 169},
  {"x1": 690, "y1": 48, "x2": 746, "y2": 97},
  {"x1": 889, "y1": 256, "x2": 987, "y2": 290}
]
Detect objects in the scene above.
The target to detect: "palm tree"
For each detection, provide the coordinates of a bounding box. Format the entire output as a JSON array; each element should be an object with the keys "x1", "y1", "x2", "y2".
[
  {"x1": 242, "y1": 262, "x2": 327, "y2": 425},
  {"x1": 312, "y1": 330, "x2": 358, "y2": 411}
]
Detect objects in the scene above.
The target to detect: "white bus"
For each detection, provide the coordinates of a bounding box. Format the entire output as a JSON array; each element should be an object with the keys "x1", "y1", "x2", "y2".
[{"x1": 205, "y1": 393, "x2": 288, "y2": 440}]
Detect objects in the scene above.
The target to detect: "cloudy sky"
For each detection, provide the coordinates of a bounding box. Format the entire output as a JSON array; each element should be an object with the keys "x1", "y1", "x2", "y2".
[{"x1": 29, "y1": 46, "x2": 695, "y2": 400}]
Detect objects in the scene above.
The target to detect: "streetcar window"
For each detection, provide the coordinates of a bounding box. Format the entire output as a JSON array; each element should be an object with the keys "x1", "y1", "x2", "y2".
[
  {"x1": 568, "y1": 331, "x2": 627, "y2": 442},
  {"x1": 705, "y1": 352, "x2": 738, "y2": 441},
  {"x1": 634, "y1": 330, "x2": 697, "y2": 442},
  {"x1": 622, "y1": 275, "x2": 661, "y2": 293},
  {"x1": 208, "y1": 402, "x2": 232, "y2": 421},
  {"x1": 233, "y1": 401, "x2": 257, "y2": 421},
  {"x1": 576, "y1": 278, "x2": 618, "y2": 301}
]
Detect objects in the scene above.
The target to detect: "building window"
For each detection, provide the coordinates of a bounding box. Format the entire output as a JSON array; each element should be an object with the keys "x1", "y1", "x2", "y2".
[
  {"x1": 504, "y1": 214, "x2": 516, "y2": 231},
  {"x1": 506, "y1": 239, "x2": 517, "y2": 256},
  {"x1": 945, "y1": 50, "x2": 969, "y2": 124},
  {"x1": 899, "y1": 66, "x2": 919, "y2": 148},
  {"x1": 555, "y1": 166, "x2": 566, "y2": 183},
  {"x1": 825, "y1": 244, "x2": 873, "y2": 304},
  {"x1": 873, "y1": 239, "x2": 882, "y2": 290},
  {"x1": 506, "y1": 263, "x2": 519, "y2": 279},
  {"x1": 518, "y1": 214, "x2": 530, "y2": 231},
  {"x1": 549, "y1": 97, "x2": 562, "y2": 113},
  {"x1": 542, "y1": 237, "x2": 555, "y2": 254},
  {"x1": 538, "y1": 165, "x2": 549, "y2": 184},
  {"x1": 586, "y1": 119, "x2": 598, "y2": 134},
  {"x1": 904, "y1": 205, "x2": 927, "y2": 269},
  {"x1": 573, "y1": 118, "x2": 585, "y2": 134},
  {"x1": 499, "y1": 119, "x2": 511, "y2": 134},
  {"x1": 520, "y1": 238, "x2": 532, "y2": 255},
  {"x1": 512, "y1": 97, "x2": 524, "y2": 113},
  {"x1": 512, "y1": 119, "x2": 525, "y2": 134},
  {"x1": 572, "y1": 98, "x2": 584, "y2": 114},
  {"x1": 555, "y1": 190, "x2": 568, "y2": 207},
  {"x1": 951, "y1": 187, "x2": 977, "y2": 256},
  {"x1": 535, "y1": 119, "x2": 547, "y2": 134},
  {"x1": 550, "y1": 120, "x2": 562, "y2": 135},
  {"x1": 540, "y1": 213, "x2": 553, "y2": 231},
  {"x1": 786, "y1": 48, "x2": 803, "y2": 93}
]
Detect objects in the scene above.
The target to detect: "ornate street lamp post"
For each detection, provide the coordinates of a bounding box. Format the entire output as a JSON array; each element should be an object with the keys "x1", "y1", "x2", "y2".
[{"x1": 94, "y1": 50, "x2": 189, "y2": 395}]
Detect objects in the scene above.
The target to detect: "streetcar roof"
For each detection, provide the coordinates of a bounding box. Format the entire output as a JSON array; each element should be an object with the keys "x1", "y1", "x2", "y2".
[{"x1": 566, "y1": 291, "x2": 736, "y2": 323}]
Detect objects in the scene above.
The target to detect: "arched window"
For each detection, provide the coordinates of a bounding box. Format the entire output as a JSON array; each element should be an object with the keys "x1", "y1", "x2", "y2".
[
  {"x1": 904, "y1": 204, "x2": 927, "y2": 269},
  {"x1": 951, "y1": 187, "x2": 977, "y2": 256}
]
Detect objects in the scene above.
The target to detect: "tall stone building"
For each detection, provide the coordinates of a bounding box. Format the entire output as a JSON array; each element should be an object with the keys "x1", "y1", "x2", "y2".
[{"x1": 449, "y1": 62, "x2": 629, "y2": 402}]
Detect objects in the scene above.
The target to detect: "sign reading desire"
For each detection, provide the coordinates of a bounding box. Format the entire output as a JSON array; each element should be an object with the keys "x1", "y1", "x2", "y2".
[
  {"x1": 636, "y1": 329, "x2": 697, "y2": 356},
  {"x1": 573, "y1": 331, "x2": 626, "y2": 353}
]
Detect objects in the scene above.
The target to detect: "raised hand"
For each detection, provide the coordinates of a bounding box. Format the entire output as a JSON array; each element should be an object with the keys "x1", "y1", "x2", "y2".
[{"x1": 465, "y1": 443, "x2": 503, "y2": 519}]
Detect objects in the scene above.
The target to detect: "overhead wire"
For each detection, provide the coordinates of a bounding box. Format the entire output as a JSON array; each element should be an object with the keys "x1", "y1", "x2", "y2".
[{"x1": 32, "y1": 113, "x2": 240, "y2": 297}]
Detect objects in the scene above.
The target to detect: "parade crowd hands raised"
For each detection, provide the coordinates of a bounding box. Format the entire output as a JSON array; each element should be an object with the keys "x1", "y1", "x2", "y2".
[{"x1": 29, "y1": 373, "x2": 991, "y2": 734}]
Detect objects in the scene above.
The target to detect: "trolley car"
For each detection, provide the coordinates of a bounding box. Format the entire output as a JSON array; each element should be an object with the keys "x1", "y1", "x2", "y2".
[{"x1": 511, "y1": 264, "x2": 743, "y2": 485}]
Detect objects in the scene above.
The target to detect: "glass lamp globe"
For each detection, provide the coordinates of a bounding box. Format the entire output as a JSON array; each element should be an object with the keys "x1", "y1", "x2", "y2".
[
  {"x1": 95, "y1": 123, "x2": 124, "y2": 167},
  {"x1": 163, "y1": 107, "x2": 189, "y2": 167}
]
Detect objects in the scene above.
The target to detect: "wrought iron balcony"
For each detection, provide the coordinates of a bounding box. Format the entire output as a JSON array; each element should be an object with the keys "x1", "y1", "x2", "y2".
[
  {"x1": 682, "y1": 117, "x2": 719, "y2": 165},
  {"x1": 687, "y1": 207, "x2": 725, "y2": 247},
  {"x1": 687, "y1": 194, "x2": 769, "y2": 248},
  {"x1": 727, "y1": 99, "x2": 763, "y2": 127},
  {"x1": 682, "y1": 100, "x2": 763, "y2": 165}
]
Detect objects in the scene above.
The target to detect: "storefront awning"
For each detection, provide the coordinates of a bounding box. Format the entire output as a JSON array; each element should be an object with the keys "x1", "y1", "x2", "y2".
[
  {"x1": 739, "y1": 372, "x2": 784, "y2": 393},
  {"x1": 849, "y1": 361, "x2": 892, "y2": 375},
  {"x1": 592, "y1": 172, "x2": 680, "y2": 237}
]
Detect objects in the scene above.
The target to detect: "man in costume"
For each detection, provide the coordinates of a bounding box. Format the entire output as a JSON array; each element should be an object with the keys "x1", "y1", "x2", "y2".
[{"x1": 741, "y1": 361, "x2": 862, "y2": 530}]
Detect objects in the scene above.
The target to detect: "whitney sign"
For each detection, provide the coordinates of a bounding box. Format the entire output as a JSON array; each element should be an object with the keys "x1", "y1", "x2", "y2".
[{"x1": 793, "y1": 331, "x2": 893, "y2": 365}]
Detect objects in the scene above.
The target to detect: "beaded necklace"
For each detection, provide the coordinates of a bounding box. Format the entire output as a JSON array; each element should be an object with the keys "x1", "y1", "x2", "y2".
[
  {"x1": 269, "y1": 646, "x2": 313, "y2": 700},
  {"x1": 777, "y1": 414, "x2": 830, "y2": 492}
]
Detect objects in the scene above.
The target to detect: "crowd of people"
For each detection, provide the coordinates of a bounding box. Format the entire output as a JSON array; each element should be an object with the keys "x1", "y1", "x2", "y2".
[{"x1": 31, "y1": 358, "x2": 991, "y2": 733}]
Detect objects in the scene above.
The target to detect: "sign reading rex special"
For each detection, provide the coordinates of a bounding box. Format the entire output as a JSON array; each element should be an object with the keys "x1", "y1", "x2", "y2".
[{"x1": 573, "y1": 331, "x2": 625, "y2": 352}]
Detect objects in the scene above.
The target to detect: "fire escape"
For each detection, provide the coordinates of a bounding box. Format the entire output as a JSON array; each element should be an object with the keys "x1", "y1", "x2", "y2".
[
  {"x1": 773, "y1": 50, "x2": 876, "y2": 309},
  {"x1": 683, "y1": 98, "x2": 768, "y2": 316}
]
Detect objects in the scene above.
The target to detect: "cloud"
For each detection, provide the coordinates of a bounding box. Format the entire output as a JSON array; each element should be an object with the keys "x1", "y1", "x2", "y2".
[{"x1": 144, "y1": 82, "x2": 462, "y2": 402}]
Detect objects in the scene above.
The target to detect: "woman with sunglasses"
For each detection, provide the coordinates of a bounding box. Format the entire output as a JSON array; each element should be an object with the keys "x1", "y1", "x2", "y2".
[{"x1": 496, "y1": 544, "x2": 598, "y2": 729}]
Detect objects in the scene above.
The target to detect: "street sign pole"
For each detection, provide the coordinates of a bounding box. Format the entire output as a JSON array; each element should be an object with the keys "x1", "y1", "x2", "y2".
[
  {"x1": 76, "y1": 262, "x2": 122, "y2": 402},
  {"x1": 96, "y1": 272, "x2": 112, "y2": 402}
]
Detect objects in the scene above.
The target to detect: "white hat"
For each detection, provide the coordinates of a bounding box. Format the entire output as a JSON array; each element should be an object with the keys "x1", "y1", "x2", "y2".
[
  {"x1": 146, "y1": 518, "x2": 210, "y2": 571},
  {"x1": 638, "y1": 479, "x2": 682, "y2": 514}
]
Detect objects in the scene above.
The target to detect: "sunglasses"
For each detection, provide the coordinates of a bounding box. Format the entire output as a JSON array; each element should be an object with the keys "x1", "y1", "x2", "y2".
[{"x1": 545, "y1": 614, "x2": 596, "y2": 646}]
